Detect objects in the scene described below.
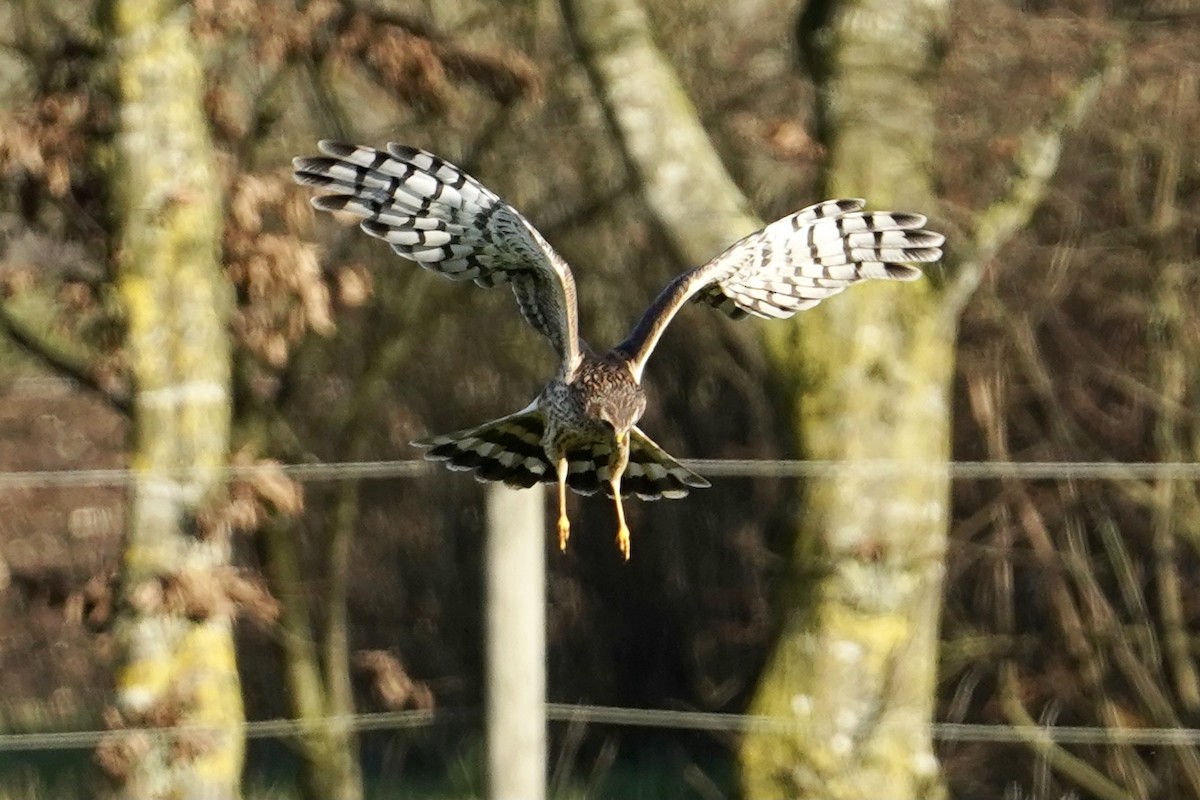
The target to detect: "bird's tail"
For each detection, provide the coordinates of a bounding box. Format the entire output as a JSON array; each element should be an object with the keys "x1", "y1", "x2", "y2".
[
  {"x1": 621, "y1": 427, "x2": 710, "y2": 500},
  {"x1": 413, "y1": 414, "x2": 709, "y2": 500},
  {"x1": 412, "y1": 409, "x2": 551, "y2": 489}
]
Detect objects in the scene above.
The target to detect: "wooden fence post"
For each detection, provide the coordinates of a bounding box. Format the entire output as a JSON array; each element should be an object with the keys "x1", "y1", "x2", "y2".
[{"x1": 485, "y1": 483, "x2": 546, "y2": 800}]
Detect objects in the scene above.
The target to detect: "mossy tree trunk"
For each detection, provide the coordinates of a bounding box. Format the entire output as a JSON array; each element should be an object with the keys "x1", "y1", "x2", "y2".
[
  {"x1": 104, "y1": 1, "x2": 241, "y2": 797},
  {"x1": 251, "y1": 323, "x2": 436, "y2": 800},
  {"x1": 565, "y1": 0, "x2": 950, "y2": 797},
  {"x1": 260, "y1": 515, "x2": 362, "y2": 800},
  {"x1": 742, "y1": 2, "x2": 951, "y2": 798}
]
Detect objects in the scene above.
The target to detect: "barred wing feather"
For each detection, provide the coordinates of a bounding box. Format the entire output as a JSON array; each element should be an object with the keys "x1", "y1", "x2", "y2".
[
  {"x1": 695, "y1": 199, "x2": 942, "y2": 319},
  {"x1": 618, "y1": 198, "x2": 945, "y2": 379},
  {"x1": 413, "y1": 410, "x2": 550, "y2": 490},
  {"x1": 293, "y1": 141, "x2": 581, "y2": 370}
]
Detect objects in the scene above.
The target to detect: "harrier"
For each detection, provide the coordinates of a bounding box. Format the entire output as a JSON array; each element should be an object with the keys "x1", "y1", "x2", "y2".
[{"x1": 294, "y1": 142, "x2": 944, "y2": 559}]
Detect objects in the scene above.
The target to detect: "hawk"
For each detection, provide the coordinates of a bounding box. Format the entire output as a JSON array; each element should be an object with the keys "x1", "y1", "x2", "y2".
[{"x1": 293, "y1": 142, "x2": 944, "y2": 559}]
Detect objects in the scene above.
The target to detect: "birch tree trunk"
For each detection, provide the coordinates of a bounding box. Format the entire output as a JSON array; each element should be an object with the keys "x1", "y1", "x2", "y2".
[
  {"x1": 103, "y1": 1, "x2": 241, "y2": 797},
  {"x1": 260, "y1": 516, "x2": 362, "y2": 800}
]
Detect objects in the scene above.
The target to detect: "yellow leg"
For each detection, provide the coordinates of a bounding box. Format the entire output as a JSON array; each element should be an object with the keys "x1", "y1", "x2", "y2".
[
  {"x1": 611, "y1": 431, "x2": 631, "y2": 561},
  {"x1": 612, "y1": 478, "x2": 631, "y2": 561},
  {"x1": 556, "y1": 457, "x2": 571, "y2": 552}
]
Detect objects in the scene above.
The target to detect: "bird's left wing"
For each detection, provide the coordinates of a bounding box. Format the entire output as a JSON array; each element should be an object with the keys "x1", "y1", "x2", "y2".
[
  {"x1": 294, "y1": 142, "x2": 582, "y2": 372},
  {"x1": 616, "y1": 199, "x2": 944, "y2": 379}
]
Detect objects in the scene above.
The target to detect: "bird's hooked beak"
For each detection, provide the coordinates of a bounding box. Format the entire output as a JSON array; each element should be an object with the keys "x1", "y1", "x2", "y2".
[{"x1": 597, "y1": 410, "x2": 628, "y2": 447}]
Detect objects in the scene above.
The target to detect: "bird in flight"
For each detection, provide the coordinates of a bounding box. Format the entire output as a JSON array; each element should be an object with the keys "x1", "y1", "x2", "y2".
[{"x1": 293, "y1": 142, "x2": 944, "y2": 559}]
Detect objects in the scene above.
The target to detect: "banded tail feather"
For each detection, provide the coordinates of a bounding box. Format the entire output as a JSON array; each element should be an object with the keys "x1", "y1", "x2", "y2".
[
  {"x1": 292, "y1": 141, "x2": 510, "y2": 285},
  {"x1": 623, "y1": 428, "x2": 710, "y2": 500},
  {"x1": 412, "y1": 412, "x2": 708, "y2": 501}
]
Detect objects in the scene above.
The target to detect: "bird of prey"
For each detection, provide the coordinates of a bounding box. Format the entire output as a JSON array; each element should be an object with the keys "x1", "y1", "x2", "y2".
[{"x1": 293, "y1": 142, "x2": 944, "y2": 559}]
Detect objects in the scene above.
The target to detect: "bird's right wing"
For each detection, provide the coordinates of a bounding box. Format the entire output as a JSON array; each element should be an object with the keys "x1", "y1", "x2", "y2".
[{"x1": 294, "y1": 141, "x2": 582, "y2": 372}]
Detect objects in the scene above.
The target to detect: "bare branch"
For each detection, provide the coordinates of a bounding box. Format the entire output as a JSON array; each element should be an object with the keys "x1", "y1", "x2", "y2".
[
  {"x1": 999, "y1": 662, "x2": 1136, "y2": 800},
  {"x1": 0, "y1": 298, "x2": 130, "y2": 414}
]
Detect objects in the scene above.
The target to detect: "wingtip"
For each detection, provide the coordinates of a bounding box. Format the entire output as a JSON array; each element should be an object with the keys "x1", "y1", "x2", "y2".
[
  {"x1": 386, "y1": 142, "x2": 422, "y2": 160},
  {"x1": 902, "y1": 241, "x2": 946, "y2": 262},
  {"x1": 891, "y1": 212, "x2": 928, "y2": 229},
  {"x1": 310, "y1": 194, "x2": 350, "y2": 213},
  {"x1": 293, "y1": 166, "x2": 332, "y2": 188},
  {"x1": 360, "y1": 219, "x2": 389, "y2": 238},
  {"x1": 317, "y1": 140, "x2": 357, "y2": 158},
  {"x1": 291, "y1": 155, "x2": 328, "y2": 183},
  {"x1": 886, "y1": 263, "x2": 926, "y2": 281}
]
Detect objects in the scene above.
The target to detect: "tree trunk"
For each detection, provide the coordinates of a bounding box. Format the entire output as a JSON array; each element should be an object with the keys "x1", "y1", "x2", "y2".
[
  {"x1": 559, "y1": 0, "x2": 761, "y2": 265},
  {"x1": 563, "y1": 0, "x2": 952, "y2": 796},
  {"x1": 261, "y1": 516, "x2": 362, "y2": 800},
  {"x1": 742, "y1": 2, "x2": 951, "y2": 798},
  {"x1": 747, "y1": 307, "x2": 952, "y2": 800},
  {"x1": 248, "y1": 327, "x2": 426, "y2": 800},
  {"x1": 104, "y1": 1, "x2": 241, "y2": 798}
]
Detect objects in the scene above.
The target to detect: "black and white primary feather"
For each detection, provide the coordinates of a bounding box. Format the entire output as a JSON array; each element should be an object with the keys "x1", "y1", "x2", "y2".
[{"x1": 293, "y1": 141, "x2": 945, "y2": 559}]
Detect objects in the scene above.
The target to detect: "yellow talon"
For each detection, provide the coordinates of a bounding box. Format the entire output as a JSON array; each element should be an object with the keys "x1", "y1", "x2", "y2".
[
  {"x1": 557, "y1": 514, "x2": 571, "y2": 552},
  {"x1": 616, "y1": 522, "x2": 630, "y2": 561}
]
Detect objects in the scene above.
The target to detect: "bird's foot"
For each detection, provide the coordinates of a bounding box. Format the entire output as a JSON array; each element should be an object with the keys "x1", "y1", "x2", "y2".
[
  {"x1": 616, "y1": 523, "x2": 631, "y2": 561},
  {"x1": 557, "y1": 514, "x2": 571, "y2": 552}
]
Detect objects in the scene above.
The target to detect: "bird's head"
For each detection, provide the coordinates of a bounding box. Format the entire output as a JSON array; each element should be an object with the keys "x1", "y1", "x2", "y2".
[
  {"x1": 586, "y1": 380, "x2": 645, "y2": 448},
  {"x1": 576, "y1": 353, "x2": 647, "y2": 448},
  {"x1": 591, "y1": 399, "x2": 637, "y2": 482},
  {"x1": 590, "y1": 398, "x2": 639, "y2": 443}
]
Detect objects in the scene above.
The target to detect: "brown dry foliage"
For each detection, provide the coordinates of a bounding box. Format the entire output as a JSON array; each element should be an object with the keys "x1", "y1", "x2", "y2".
[
  {"x1": 0, "y1": 92, "x2": 92, "y2": 198},
  {"x1": 225, "y1": 172, "x2": 335, "y2": 366},
  {"x1": 354, "y1": 649, "x2": 435, "y2": 712},
  {"x1": 94, "y1": 729, "x2": 151, "y2": 783},
  {"x1": 121, "y1": 566, "x2": 279, "y2": 626},
  {"x1": 195, "y1": 0, "x2": 540, "y2": 112},
  {"x1": 198, "y1": 451, "x2": 305, "y2": 537}
]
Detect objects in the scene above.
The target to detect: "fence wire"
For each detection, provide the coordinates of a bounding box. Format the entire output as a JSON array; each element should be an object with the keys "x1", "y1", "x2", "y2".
[
  {"x1": 3, "y1": 458, "x2": 1200, "y2": 490},
  {"x1": 4, "y1": 453, "x2": 1200, "y2": 757},
  {"x1": 2, "y1": 705, "x2": 1200, "y2": 751}
]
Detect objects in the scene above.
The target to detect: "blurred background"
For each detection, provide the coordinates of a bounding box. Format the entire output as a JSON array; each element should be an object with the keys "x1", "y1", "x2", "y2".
[{"x1": 0, "y1": 0, "x2": 1197, "y2": 798}]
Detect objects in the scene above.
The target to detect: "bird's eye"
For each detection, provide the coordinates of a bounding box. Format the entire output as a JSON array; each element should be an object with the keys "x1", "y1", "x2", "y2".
[{"x1": 599, "y1": 418, "x2": 616, "y2": 432}]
